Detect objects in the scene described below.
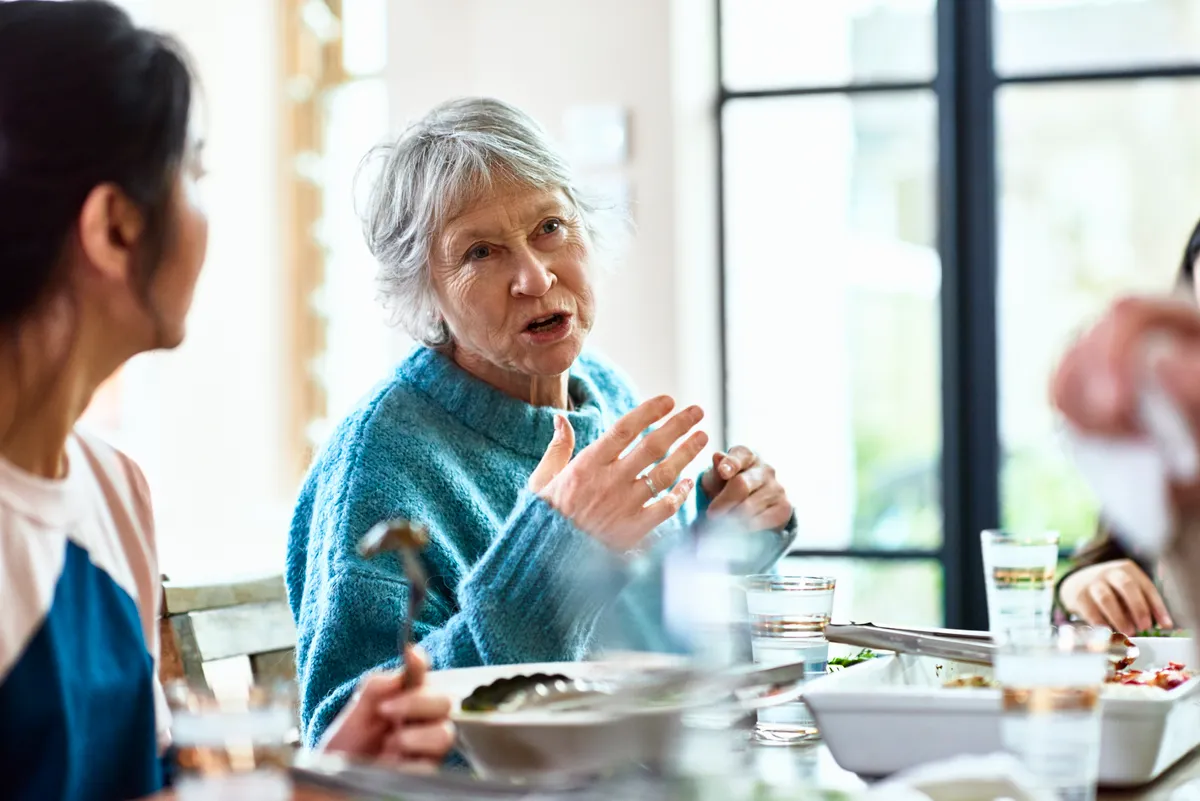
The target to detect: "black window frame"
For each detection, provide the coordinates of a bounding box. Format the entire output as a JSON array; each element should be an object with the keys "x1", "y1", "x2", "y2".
[{"x1": 715, "y1": 0, "x2": 1200, "y2": 629}]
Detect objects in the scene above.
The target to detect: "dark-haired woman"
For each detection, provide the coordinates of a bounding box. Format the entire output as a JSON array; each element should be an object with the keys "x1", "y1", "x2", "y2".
[
  {"x1": 1054, "y1": 217, "x2": 1200, "y2": 634},
  {"x1": 0, "y1": 3, "x2": 452, "y2": 799}
]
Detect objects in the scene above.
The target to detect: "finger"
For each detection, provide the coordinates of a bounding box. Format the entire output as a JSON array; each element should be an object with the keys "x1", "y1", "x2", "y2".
[
  {"x1": 727, "y1": 483, "x2": 786, "y2": 524},
  {"x1": 355, "y1": 669, "x2": 405, "y2": 704},
  {"x1": 1089, "y1": 582, "x2": 1135, "y2": 634},
  {"x1": 708, "y1": 465, "x2": 768, "y2": 515},
  {"x1": 644, "y1": 431, "x2": 709, "y2": 499},
  {"x1": 716, "y1": 445, "x2": 758, "y2": 481},
  {"x1": 636, "y1": 477, "x2": 693, "y2": 532},
  {"x1": 588, "y1": 396, "x2": 675, "y2": 463},
  {"x1": 750, "y1": 499, "x2": 795, "y2": 534},
  {"x1": 1108, "y1": 569, "x2": 1153, "y2": 633},
  {"x1": 378, "y1": 690, "x2": 453, "y2": 723},
  {"x1": 625, "y1": 405, "x2": 704, "y2": 474},
  {"x1": 528, "y1": 415, "x2": 576, "y2": 494},
  {"x1": 401, "y1": 645, "x2": 429, "y2": 690},
  {"x1": 1129, "y1": 567, "x2": 1175, "y2": 628},
  {"x1": 1095, "y1": 297, "x2": 1200, "y2": 431},
  {"x1": 1071, "y1": 593, "x2": 1110, "y2": 627},
  {"x1": 384, "y1": 720, "x2": 457, "y2": 760}
]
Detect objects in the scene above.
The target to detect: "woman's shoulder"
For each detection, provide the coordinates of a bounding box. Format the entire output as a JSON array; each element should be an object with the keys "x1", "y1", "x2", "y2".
[{"x1": 311, "y1": 368, "x2": 453, "y2": 471}]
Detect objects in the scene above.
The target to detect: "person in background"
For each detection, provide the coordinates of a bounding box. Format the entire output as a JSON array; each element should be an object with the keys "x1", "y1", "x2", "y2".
[
  {"x1": 1055, "y1": 218, "x2": 1200, "y2": 634},
  {"x1": 0, "y1": 4, "x2": 452, "y2": 800},
  {"x1": 287, "y1": 97, "x2": 798, "y2": 746}
]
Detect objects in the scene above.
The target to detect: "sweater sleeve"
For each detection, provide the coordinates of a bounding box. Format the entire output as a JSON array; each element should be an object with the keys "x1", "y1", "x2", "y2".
[{"x1": 297, "y1": 490, "x2": 631, "y2": 746}]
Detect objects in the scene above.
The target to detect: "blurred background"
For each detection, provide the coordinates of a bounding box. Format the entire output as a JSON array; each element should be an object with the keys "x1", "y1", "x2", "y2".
[{"x1": 84, "y1": 0, "x2": 1200, "y2": 630}]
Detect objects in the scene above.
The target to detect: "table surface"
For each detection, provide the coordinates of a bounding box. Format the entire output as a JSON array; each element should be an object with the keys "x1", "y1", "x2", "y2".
[{"x1": 152, "y1": 742, "x2": 1200, "y2": 800}]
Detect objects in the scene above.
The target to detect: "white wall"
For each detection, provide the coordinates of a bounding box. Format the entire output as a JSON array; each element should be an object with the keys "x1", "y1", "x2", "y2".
[
  {"x1": 384, "y1": 0, "x2": 723, "y2": 431},
  {"x1": 99, "y1": 0, "x2": 290, "y2": 580}
]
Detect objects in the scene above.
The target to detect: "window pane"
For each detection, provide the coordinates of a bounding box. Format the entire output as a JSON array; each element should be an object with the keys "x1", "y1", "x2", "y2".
[
  {"x1": 995, "y1": 0, "x2": 1200, "y2": 76},
  {"x1": 722, "y1": 93, "x2": 941, "y2": 552},
  {"x1": 998, "y1": 79, "x2": 1200, "y2": 550},
  {"x1": 778, "y1": 557, "x2": 943, "y2": 627},
  {"x1": 720, "y1": 0, "x2": 935, "y2": 90}
]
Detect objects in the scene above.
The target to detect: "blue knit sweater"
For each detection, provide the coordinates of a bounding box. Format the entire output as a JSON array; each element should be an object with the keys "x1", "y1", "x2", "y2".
[{"x1": 286, "y1": 346, "x2": 785, "y2": 745}]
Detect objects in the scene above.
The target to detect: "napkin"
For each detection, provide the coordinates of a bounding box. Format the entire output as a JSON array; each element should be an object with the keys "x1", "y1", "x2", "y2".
[
  {"x1": 865, "y1": 753, "x2": 1057, "y2": 801},
  {"x1": 1060, "y1": 348, "x2": 1199, "y2": 559}
]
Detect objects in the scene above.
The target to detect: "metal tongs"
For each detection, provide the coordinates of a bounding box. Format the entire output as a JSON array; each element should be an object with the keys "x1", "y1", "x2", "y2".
[
  {"x1": 358, "y1": 518, "x2": 430, "y2": 684},
  {"x1": 827, "y1": 623, "x2": 998, "y2": 666},
  {"x1": 826, "y1": 623, "x2": 1139, "y2": 670},
  {"x1": 498, "y1": 661, "x2": 809, "y2": 715}
]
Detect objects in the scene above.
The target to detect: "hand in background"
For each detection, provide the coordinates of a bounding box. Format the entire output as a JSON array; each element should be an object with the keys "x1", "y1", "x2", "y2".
[
  {"x1": 1059, "y1": 558, "x2": 1174, "y2": 634},
  {"x1": 701, "y1": 446, "x2": 792, "y2": 532}
]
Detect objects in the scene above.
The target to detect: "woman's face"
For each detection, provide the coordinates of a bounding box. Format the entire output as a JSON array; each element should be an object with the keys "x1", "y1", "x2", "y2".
[
  {"x1": 430, "y1": 183, "x2": 595, "y2": 379},
  {"x1": 146, "y1": 139, "x2": 209, "y2": 349}
]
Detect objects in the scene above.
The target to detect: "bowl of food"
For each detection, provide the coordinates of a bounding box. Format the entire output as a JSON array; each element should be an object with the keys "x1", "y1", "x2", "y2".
[{"x1": 426, "y1": 654, "x2": 807, "y2": 780}]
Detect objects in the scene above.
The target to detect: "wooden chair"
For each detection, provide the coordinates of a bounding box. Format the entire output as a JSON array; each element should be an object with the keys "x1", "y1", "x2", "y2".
[{"x1": 158, "y1": 573, "x2": 297, "y2": 693}]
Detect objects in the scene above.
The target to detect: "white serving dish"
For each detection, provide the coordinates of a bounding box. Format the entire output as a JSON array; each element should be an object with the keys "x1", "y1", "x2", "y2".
[
  {"x1": 428, "y1": 654, "x2": 689, "y2": 780},
  {"x1": 804, "y1": 637, "x2": 1200, "y2": 788}
]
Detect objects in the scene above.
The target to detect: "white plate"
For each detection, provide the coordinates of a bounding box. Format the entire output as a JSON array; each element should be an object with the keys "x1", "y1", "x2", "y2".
[{"x1": 804, "y1": 637, "x2": 1200, "y2": 787}]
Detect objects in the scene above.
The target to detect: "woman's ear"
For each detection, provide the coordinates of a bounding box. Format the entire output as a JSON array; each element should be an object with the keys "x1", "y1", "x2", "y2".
[{"x1": 77, "y1": 183, "x2": 144, "y2": 284}]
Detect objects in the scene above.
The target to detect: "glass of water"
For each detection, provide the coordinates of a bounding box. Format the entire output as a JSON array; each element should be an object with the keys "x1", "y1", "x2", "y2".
[
  {"x1": 981, "y1": 529, "x2": 1059, "y2": 638},
  {"x1": 996, "y1": 625, "x2": 1111, "y2": 801},
  {"x1": 165, "y1": 680, "x2": 296, "y2": 800},
  {"x1": 743, "y1": 574, "x2": 835, "y2": 746}
]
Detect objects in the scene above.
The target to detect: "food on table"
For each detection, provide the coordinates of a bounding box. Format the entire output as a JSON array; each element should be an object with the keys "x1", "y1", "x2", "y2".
[
  {"x1": 460, "y1": 673, "x2": 571, "y2": 713},
  {"x1": 1135, "y1": 625, "x2": 1193, "y2": 638},
  {"x1": 1110, "y1": 662, "x2": 1192, "y2": 690},
  {"x1": 941, "y1": 661, "x2": 1192, "y2": 691},
  {"x1": 828, "y1": 649, "x2": 879, "y2": 671},
  {"x1": 944, "y1": 675, "x2": 998, "y2": 688}
]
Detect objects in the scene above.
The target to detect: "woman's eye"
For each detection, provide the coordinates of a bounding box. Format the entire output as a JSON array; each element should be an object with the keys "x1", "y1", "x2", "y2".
[
  {"x1": 469, "y1": 245, "x2": 491, "y2": 260},
  {"x1": 541, "y1": 219, "x2": 562, "y2": 235}
]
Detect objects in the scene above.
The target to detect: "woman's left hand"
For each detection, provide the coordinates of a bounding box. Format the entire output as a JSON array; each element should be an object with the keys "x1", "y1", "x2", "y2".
[
  {"x1": 319, "y1": 646, "x2": 455, "y2": 769},
  {"x1": 701, "y1": 446, "x2": 792, "y2": 531}
]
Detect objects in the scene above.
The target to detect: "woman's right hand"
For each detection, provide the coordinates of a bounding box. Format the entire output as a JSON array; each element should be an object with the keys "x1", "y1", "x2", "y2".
[
  {"x1": 1051, "y1": 295, "x2": 1200, "y2": 511},
  {"x1": 528, "y1": 395, "x2": 708, "y2": 551},
  {"x1": 1059, "y1": 558, "x2": 1174, "y2": 634}
]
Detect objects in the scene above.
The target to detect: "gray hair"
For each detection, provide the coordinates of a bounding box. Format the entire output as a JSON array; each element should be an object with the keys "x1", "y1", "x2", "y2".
[{"x1": 357, "y1": 97, "x2": 621, "y2": 346}]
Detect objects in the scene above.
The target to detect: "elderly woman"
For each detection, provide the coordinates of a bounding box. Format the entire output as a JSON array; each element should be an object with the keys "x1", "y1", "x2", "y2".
[{"x1": 287, "y1": 97, "x2": 797, "y2": 746}]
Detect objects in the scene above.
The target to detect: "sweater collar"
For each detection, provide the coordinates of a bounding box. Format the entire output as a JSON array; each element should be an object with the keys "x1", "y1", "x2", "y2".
[{"x1": 396, "y1": 347, "x2": 613, "y2": 459}]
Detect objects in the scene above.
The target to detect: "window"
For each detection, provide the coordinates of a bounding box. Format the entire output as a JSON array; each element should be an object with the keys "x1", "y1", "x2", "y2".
[{"x1": 718, "y1": 0, "x2": 1200, "y2": 627}]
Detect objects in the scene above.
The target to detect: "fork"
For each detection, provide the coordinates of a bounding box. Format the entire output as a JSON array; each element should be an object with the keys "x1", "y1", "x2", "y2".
[{"x1": 358, "y1": 518, "x2": 430, "y2": 686}]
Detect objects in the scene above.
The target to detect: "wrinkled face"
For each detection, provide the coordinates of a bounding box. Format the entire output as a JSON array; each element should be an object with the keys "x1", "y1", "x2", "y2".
[{"x1": 430, "y1": 182, "x2": 595, "y2": 378}]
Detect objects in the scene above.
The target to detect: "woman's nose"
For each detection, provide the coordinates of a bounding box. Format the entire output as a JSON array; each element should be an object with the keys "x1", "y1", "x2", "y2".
[{"x1": 510, "y1": 247, "x2": 556, "y2": 297}]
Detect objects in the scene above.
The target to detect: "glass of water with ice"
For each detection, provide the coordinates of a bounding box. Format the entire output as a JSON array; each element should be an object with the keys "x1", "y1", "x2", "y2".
[
  {"x1": 981, "y1": 529, "x2": 1059, "y2": 638},
  {"x1": 743, "y1": 574, "x2": 835, "y2": 746}
]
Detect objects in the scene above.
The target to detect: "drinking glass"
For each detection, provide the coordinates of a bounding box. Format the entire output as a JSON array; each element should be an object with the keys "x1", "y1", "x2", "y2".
[
  {"x1": 996, "y1": 625, "x2": 1111, "y2": 801},
  {"x1": 981, "y1": 529, "x2": 1059, "y2": 638},
  {"x1": 166, "y1": 680, "x2": 296, "y2": 800},
  {"x1": 743, "y1": 575, "x2": 835, "y2": 746}
]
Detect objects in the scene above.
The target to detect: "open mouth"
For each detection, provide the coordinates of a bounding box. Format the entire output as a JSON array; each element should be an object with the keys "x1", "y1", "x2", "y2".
[{"x1": 524, "y1": 312, "x2": 569, "y2": 334}]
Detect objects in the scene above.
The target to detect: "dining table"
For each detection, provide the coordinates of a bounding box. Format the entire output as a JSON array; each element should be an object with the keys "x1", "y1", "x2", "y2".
[{"x1": 151, "y1": 739, "x2": 1200, "y2": 800}]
